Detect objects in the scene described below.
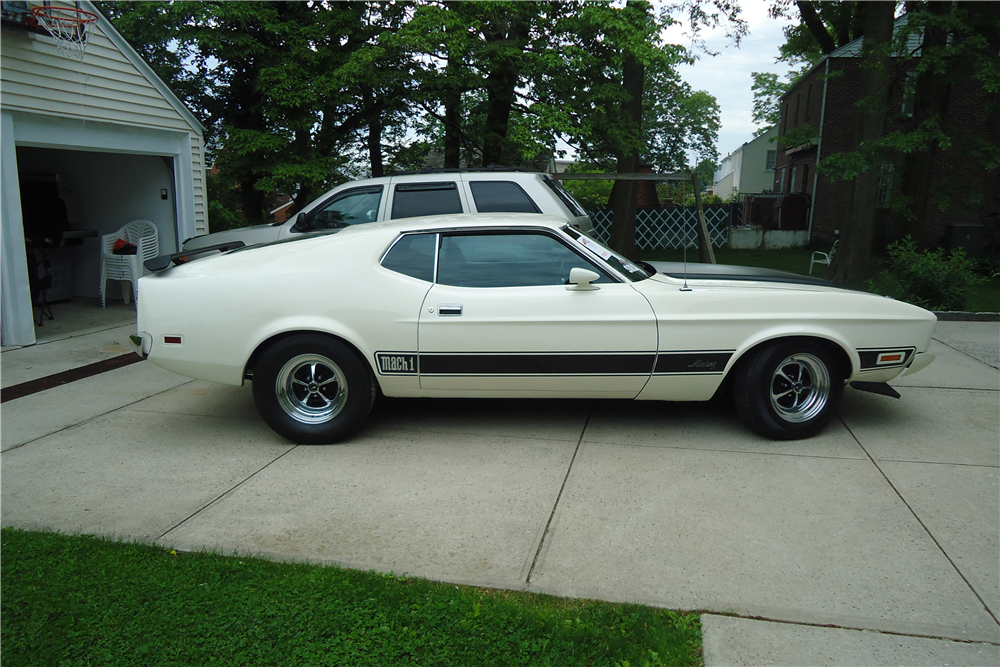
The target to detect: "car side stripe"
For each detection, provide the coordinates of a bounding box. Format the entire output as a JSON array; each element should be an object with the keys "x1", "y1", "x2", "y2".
[{"x1": 419, "y1": 353, "x2": 655, "y2": 375}]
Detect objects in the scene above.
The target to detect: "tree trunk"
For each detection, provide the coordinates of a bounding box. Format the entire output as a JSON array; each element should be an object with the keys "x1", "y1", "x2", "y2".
[
  {"x1": 608, "y1": 54, "x2": 644, "y2": 261},
  {"x1": 444, "y1": 64, "x2": 462, "y2": 169},
  {"x1": 796, "y1": 1, "x2": 836, "y2": 54},
  {"x1": 895, "y1": 2, "x2": 952, "y2": 243},
  {"x1": 691, "y1": 172, "x2": 716, "y2": 263},
  {"x1": 827, "y1": 1, "x2": 895, "y2": 283},
  {"x1": 363, "y1": 85, "x2": 385, "y2": 178},
  {"x1": 481, "y1": 18, "x2": 528, "y2": 167}
]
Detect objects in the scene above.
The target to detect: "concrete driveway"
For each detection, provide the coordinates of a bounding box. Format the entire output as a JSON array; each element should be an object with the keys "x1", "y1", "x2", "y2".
[{"x1": 2, "y1": 321, "x2": 998, "y2": 666}]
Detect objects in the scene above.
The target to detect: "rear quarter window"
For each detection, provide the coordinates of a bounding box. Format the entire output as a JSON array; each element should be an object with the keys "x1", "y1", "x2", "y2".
[
  {"x1": 380, "y1": 233, "x2": 436, "y2": 282},
  {"x1": 391, "y1": 182, "x2": 463, "y2": 219},
  {"x1": 469, "y1": 181, "x2": 541, "y2": 214}
]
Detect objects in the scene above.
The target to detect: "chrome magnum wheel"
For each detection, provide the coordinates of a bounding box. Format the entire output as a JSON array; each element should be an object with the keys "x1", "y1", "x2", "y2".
[
  {"x1": 734, "y1": 340, "x2": 843, "y2": 440},
  {"x1": 275, "y1": 354, "x2": 349, "y2": 425},
  {"x1": 768, "y1": 353, "x2": 831, "y2": 424},
  {"x1": 253, "y1": 335, "x2": 375, "y2": 444}
]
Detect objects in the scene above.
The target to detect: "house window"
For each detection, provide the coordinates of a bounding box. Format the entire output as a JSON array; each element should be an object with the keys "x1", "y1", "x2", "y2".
[
  {"x1": 805, "y1": 85, "x2": 812, "y2": 121},
  {"x1": 877, "y1": 164, "x2": 894, "y2": 208},
  {"x1": 781, "y1": 104, "x2": 788, "y2": 134},
  {"x1": 790, "y1": 166, "x2": 797, "y2": 192},
  {"x1": 802, "y1": 164, "x2": 810, "y2": 193},
  {"x1": 795, "y1": 93, "x2": 801, "y2": 126},
  {"x1": 766, "y1": 150, "x2": 777, "y2": 171},
  {"x1": 902, "y1": 70, "x2": 916, "y2": 117}
]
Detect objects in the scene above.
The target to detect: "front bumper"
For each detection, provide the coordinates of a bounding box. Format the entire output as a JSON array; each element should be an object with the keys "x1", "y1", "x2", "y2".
[{"x1": 900, "y1": 351, "x2": 935, "y2": 377}]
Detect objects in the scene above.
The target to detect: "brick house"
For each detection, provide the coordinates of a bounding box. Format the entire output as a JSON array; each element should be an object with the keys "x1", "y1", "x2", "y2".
[{"x1": 774, "y1": 14, "x2": 999, "y2": 250}]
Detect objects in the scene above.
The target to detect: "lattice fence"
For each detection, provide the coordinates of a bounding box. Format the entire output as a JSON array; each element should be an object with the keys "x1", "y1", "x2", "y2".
[{"x1": 590, "y1": 206, "x2": 731, "y2": 249}]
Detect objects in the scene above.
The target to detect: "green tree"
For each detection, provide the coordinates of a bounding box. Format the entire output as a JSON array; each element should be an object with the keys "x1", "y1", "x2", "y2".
[{"x1": 771, "y1": 1, "x2": 1000, "y2": 281}]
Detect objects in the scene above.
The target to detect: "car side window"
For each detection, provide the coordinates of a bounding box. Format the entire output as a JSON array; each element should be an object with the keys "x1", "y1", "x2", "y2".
[
  {"x1": 436, "y1": 232, "x2": 611, "y2": 288},
  {"x1": 381, "y1": 233, "x2": 437, "y2": 282},
  {"x1": 307, "y1": 187, "x2": 383, "y2": 231},
  {"x1": 391, "y1": 182, "x2": 463, "y2": 219},
  {"x1": 469, "y1": 181, "x2": 541, "y2": 213}
]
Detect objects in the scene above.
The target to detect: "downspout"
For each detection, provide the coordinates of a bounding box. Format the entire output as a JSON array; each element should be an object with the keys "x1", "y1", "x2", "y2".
[{"x1": 807, "y1": 57, "x2": 830, "y2": 241}]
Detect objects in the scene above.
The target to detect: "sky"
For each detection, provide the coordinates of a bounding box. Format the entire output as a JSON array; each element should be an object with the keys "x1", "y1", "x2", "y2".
[{"x1": 660, "y1": 2, "x2": 799, "y2": 164}]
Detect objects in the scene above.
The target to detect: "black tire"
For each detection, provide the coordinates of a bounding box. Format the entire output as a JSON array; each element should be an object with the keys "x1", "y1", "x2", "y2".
[
  {"x1": 252, "y1": 334, "x2": 375, "y2": 444},
  {"x1": 733, "y1": 339, "x2": 844, "y2": 440}
]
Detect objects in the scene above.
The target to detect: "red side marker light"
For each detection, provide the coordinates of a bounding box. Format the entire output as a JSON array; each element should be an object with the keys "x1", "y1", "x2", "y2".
[{"x1": 164, "y1": 336, "x2": 183, "y2": 345}]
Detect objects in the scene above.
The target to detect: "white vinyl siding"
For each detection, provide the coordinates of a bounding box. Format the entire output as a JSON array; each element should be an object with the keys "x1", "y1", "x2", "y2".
[
  {"x1": 190, "y1": 133, "x2": 207, "y2": 235},
  {"x1": 1, "y1": 1, "x2": 207, "y2": 233},
  {"x1": 1, "y1": 21, "x2": 189, "y2": 132}
]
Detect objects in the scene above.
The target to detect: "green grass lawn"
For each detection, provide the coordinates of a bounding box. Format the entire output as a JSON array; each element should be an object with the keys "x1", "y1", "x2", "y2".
[
  {"x1": 640, "y1": 248, "x2": 1000, "y2": 312},
  {"x1": 2, "y1": 528, "x2": 703, "y2": 666}
]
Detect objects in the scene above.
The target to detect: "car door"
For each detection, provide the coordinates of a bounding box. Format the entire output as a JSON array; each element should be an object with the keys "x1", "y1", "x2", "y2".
[{"x1": 417, "y1": 230, "x2": 657, "y2": 397}]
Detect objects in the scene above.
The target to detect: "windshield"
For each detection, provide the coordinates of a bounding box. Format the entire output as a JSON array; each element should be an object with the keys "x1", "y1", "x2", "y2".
[{"x1": 562, "y1": 227, "x2": 651, "y2": 281}]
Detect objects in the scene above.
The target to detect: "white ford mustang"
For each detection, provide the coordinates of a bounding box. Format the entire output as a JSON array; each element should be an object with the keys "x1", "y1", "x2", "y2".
[{"x1": 132, "y1": 214, "x2": 936, "y2": 443}]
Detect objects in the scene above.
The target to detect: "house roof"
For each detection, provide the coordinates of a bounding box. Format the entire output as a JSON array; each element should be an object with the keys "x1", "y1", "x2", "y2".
[
  {"x1": 83, "y1": 1, "x2": 205, "y2": 134},
  {"x1": 780, "y1": 13, "x2": 919, "y2": 101}
]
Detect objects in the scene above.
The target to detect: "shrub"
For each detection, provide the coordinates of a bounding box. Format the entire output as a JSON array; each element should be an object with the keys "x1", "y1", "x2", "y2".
[{"x1": 868, "y1": 236, "x2": 986, "y2": 311}]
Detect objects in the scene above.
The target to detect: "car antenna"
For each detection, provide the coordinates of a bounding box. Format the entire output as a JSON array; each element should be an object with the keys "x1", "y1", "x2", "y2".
[{"x1": 680, "y1": 230, "x2": 692, "y2": 292}]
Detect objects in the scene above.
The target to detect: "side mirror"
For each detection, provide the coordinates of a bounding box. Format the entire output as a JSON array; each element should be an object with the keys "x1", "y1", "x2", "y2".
[
  {"x1": 566, "y1": 267, "x2": 601, "y2": 291},
  {"x1": 291, "y1": 212, "x2": 309, "y2": 233}
]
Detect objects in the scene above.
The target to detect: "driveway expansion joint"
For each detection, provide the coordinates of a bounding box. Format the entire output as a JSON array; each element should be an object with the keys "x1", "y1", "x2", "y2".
[
  {"x1": 840, "y1": 415, "x2": 1000, "y2": 628},
  {"x1": 931, "y1": 336, "x2": 1000, "y2": 370},
  {"x1": 524, "y1": 404, "x2": 593, "y2": 585},
  {"x1": 704, "y1": 611, "x2": 1000, "y2": 646},
  {"x1": 0, "y1": 379, "x2": 197, "y2": 453},
  {"x1": 157, "y1": 445, "x2": 299, "y2": 541}
]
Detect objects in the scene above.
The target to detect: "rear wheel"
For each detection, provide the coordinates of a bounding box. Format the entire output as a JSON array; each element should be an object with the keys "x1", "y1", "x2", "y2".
[
  {"x1": 252, "y1": 335, "x2": 375, "y2": 444},
  {"x1": 734, "y1": 340, "x2": 843, "y2": 440}
]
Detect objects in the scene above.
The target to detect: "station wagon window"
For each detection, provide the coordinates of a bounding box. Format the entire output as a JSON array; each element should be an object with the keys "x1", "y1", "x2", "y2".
[
  {"x1": 306, "y1": 187, "x2": 382, "y2": 231},
  {"x1": 391, "y1": 182, "x2": 463, "y2": 219},
  {"x1": 542, "y1": 175, "x2": 587, "y2": 217},
  {"x1": 436, "y1": 232, "x2": 611, "y2": 288},
  {"x1": 469, "y1": 181, "x2": 541, "y2": 213},
  {"x1": 381, "y1": 233, "x2": 436, "y2": 282}
]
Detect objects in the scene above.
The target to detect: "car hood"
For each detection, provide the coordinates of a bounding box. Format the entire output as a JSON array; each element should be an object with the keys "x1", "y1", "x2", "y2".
[{"x1": 646, "y1": 261, "x2": 853, "y2": 290}]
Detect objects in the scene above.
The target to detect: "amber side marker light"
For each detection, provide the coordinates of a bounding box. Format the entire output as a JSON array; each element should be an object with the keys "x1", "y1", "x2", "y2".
[{"x1": 877, "y1": 353, "x2": 903, "y2": 364}]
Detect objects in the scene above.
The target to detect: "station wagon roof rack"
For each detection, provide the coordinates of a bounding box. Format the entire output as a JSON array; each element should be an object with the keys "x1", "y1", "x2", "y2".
[{"x1": 387, "y1": 166, "x2": 537, "y2": 177}]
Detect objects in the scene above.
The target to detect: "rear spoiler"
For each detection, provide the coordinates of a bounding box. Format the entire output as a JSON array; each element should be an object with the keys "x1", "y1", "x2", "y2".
[{"x1": 144, "y1": 241, "x2": 246, "y2": 272}]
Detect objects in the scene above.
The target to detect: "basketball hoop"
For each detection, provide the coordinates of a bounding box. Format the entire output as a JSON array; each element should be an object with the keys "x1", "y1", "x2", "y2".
[{"x1": 31, "y1": 6, "x2": 99, "y2": 61}]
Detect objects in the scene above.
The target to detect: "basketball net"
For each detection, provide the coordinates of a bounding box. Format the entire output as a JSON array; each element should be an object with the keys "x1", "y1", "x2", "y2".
[{"x1": 31, "y1": 6, "x2": 99, "y2": 61}]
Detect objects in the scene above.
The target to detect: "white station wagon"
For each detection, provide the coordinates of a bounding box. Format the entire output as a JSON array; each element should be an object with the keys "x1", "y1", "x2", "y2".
[
  {"x1": 133, "y1": 214, "x2": 936, "y2": 443},
  {"x1": 182, "y1": 170, "x2": 594, "y2": 251}
]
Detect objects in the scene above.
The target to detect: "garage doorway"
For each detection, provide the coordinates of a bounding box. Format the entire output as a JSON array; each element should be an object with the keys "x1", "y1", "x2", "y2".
[{"x1": 16, "y1": 147, "x2": 178, "y2": 339}]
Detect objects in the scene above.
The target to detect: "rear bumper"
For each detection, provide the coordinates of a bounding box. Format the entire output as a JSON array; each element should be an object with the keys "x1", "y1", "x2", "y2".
[{"x1": 129, "y1": 333, "x2": 151, "y2": 358}]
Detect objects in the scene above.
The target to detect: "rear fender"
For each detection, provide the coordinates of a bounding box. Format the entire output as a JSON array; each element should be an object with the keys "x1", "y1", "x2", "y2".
[{"x1": 243, "y1": 317, "x2": 373, "y2": 381}]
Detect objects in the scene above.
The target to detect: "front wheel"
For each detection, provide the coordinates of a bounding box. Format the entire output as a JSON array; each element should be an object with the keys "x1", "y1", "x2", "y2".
[
  {"x1": 733, "y1": 340, "x2": 844, "y2": 440},
  {"x1": 252, "y1": 335, "x2": 375, "y2": 444}
]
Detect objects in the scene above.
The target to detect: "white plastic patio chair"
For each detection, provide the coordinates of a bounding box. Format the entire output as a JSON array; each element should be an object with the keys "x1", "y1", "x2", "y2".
[
  {"x1": 99, "y1": 220, "x2": 158, "y2": 307},
  {"x1": 809, "y1": 239, "x2": 837, "y2": 275}
]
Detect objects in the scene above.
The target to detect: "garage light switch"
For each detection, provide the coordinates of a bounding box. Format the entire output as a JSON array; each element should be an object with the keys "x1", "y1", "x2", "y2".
[{"x1": 160, "y1": 189, "x2": 168, "y2": 200}]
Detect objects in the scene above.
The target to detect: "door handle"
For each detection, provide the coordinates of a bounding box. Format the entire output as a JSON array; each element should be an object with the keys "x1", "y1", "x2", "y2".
[{"x1": 438, "y1": 304, "x2": 463, "y2": 316}]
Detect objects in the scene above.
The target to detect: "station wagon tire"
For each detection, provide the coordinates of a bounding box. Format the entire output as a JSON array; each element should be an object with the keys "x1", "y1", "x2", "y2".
[
  {"x1": 733, "y1": 340, "x2": 844, "y2": 440},
  {"x1": 252, "y1": 335, "x2": 375, "y2": 444}
]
